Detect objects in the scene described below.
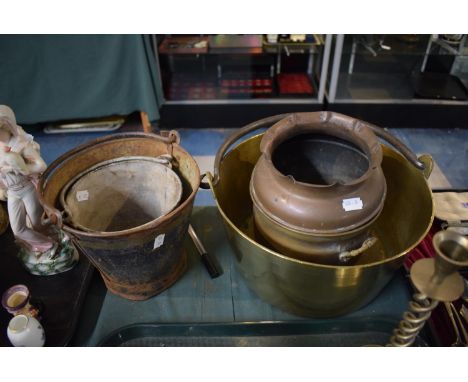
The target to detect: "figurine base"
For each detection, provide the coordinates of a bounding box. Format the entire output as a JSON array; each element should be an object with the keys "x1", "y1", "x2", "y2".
[{"x1": 16, "y1": 229, "x2": 78, "y2": 276}]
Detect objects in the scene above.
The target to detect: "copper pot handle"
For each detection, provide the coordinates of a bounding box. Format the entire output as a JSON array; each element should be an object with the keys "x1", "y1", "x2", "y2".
[{"x1": 339, "y1": 236, "x2": 378, "y2": 263}]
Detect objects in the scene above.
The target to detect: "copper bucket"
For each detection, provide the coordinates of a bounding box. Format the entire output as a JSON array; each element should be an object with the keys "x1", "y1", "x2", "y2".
[
  {"x1": 37, "y1": 132, "x2": 200, "y2": 300},
  {"x1": 204, "y1": 112, "x2": 434, "y2": 317}
]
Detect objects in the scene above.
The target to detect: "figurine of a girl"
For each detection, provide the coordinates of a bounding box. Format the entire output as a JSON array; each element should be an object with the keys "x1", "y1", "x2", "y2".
[{"x1": 0, "y1": 105, "x2": 77, "y2": 275}]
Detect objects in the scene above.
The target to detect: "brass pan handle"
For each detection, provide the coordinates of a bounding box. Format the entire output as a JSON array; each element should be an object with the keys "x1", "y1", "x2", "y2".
[
  {"x1": 207, "y1": 114, "x2": 290, "y2": 187},
  {"x1": 365, "y1": 124, "x2": 426, "y2": 171},
  {"x1": 203, "y1": 112, "x2": 429, "y2": 188}
]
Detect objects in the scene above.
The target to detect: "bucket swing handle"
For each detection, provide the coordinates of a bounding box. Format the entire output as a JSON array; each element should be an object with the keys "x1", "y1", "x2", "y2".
[
  {"x1": 200, "y1": 112, "x2": 434, "y2": 189},
  {"x1": 159, "y1": 130, "x2": 181, "y2": 158},
  {"x1": 363, "y1": 122, "x2": 432, "y2": 176},
  {"x1": 200, "y1": 114, "x2": 290, "y2": 189}
]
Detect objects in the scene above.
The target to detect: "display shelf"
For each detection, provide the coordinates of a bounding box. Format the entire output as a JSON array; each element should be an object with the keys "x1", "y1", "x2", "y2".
[
  {"x1": 329, "y1": 34, "x2": 468, "y2": 105},
  {"x1": 159, "y1": 35, "x2": 264, "y2": 55},
  {"x1": 158, "y1": 36, "x2": 209, "y2": 55},
  {"x1": 342, "y1": 35, "x2": 430, "y2": 57},
  {"x1": 332, "y1": 72, "x2": 468, "y2": 103},
  {"x1": 159, "y1": 35, "x2": 323, "y2": 56},
  {"x1": 262, "y1": 34, "x2": 323, "y2": 53},
  {"x1": 157, "y1": 34, "x2": 331, "y2": 105},
  {"x1": 154, "y1": 35, "x2": 332, "y2": 127}
]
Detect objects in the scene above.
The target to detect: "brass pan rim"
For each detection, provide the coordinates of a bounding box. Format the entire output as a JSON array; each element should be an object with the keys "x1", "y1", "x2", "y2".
[{"x1": 209, "y1": 135, "x2": 434, "y2": 270}]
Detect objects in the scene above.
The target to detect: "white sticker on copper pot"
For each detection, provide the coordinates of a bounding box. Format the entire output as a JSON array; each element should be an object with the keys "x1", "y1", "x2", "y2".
[
  {"x1": 76, "y1": 190, "x2": 89, "y2": 202},
  {"x1": 153, "y1": 234, "x2": 165, "y2": 249},
  {"x1": 342, "y1": 197, "x2": 363, "y2": 212}
]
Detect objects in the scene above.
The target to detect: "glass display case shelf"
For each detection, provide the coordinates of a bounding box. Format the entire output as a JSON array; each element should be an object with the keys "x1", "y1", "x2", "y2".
[
  {"x1": 332, "y1": 73, "x2": 468, "y2": 104},
  {"x1": 156, "y1": 34, "x2": 331, "y2": 104},
  {"x1": 158, "y1": 35, "x2": 324, "y2": 56},
  {"x1": 328, "y1": 34, "x2": 468, "y2": 105}
]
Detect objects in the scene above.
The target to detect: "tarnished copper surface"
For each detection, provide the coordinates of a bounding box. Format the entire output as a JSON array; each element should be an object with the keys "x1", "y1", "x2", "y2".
[
  {"x1": 208, "y1": 132, "x2": 433, "y2": 317},
  {"x1": 37, "y1": 133, "x2": 200, "y2": 300},
  {"x1": 252, "y1": 112, "x2": 386, "y2": 232},
  {"x1": 250, "y1": 112, "x2": 387, "y2": 264}
]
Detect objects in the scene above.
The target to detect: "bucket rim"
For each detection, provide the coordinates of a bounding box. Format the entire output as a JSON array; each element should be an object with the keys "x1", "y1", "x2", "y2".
[
  {"x1": 210, "y1": 133, "x2": 435, "y2": 271},
  {"x1": 60, "y1": 156, "x2": 184, "y2": 234},
  {"x1": 38, "y1": 132, "x2": 200, "y2": 238}
]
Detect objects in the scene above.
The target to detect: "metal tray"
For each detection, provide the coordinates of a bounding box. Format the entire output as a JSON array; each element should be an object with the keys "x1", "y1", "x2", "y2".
[
  {"x1": 0, "y1": 223, "x2": 94, "y2": 347},
  {"x1": 98, "y1": 319, "x2": 430, "y2": 347}
]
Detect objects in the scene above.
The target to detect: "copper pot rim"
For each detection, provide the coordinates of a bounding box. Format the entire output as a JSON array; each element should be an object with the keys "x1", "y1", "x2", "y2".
[{"x1": 260, "y1": 113, "x2": 382, "y2": 188}]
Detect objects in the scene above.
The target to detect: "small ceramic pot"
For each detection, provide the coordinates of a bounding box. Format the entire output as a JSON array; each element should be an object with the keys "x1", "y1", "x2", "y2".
[
  {"x1": 7, "y1": 314, "x2": 45, "y2": 347},
  {"x1": 1, "y1": 284, "x2": 40, "y2": 319}
]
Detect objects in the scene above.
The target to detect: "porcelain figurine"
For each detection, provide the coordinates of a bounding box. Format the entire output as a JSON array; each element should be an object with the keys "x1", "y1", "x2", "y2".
[
  {"x1": 0, "y1": 105, "x2": 77, "y2": 275},
  {"x1": 7, "y1": 314, "x2": 45, "y2": 347}
]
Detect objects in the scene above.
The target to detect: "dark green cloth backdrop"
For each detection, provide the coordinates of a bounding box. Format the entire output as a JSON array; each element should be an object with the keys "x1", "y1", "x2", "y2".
[{"x1": 0, "y1": 35, "x2": 163, "y2": 124}]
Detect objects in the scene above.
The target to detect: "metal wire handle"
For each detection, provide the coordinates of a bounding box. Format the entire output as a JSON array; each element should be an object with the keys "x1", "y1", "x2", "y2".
[
  {"x1": 209, "y1": 114, "x2": 290, "y2": 187},
  {"x1": 206, "y1": 112, "x2": 427, "y2": 188},
  {"x1": 38, "y1": 132, "x2": 180, "y2": 229},
  {"x1": 388, "y1": 293, "x2": 439, "y2": 347},
  {"x1": 366, "y1": 124, "x2": 425, "y2": 171}
]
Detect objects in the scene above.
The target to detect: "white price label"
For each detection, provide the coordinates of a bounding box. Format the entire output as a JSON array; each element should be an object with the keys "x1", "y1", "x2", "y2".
[
  {"x1": 76, "y1": 190, "x2": 89, "y2": 202},
  {"x1": 342, "y1": 197, "x2": 363, "y2": 212},
  {"x1": 153, "y1": 234, "x2": 165, "y2": 249}
]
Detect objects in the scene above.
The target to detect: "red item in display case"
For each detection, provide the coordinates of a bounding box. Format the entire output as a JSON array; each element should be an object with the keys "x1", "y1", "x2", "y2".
[
  {"x1": 220, "y1": 77, "x2": 273, "y2": 97},
  {"x1": 166, "y1": 78, "x2": 217, "y2": 100},
  {"x1": 277, "y1": 73, "x2": 314, "y2": 95}
]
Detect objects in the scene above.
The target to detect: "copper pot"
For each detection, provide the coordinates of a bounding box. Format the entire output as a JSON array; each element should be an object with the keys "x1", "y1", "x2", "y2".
[{"x1": 249, "y1": 112, "x2": 387, "y2": 264}]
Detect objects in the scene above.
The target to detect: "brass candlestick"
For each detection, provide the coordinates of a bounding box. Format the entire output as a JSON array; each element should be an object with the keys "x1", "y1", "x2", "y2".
[{"x1": 389, "y1": 230, "x2": 468, "y2": 346}]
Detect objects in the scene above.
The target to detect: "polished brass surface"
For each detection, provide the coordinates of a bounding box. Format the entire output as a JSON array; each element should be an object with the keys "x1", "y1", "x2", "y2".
[
  {"x1": 418, "y1": 154, "x2": 434, "y2": 180},
  {"x1": 208, "y1": 133, "x2": 434, "y2": 317},
  {"x1": 411, "y1": 260, "x2": 465, "y2": 302},
  {"x1": 389, "y1": 231, "x2": 468, "y2": 346},
  {"x1": 412, "y1": 231, "x2": 468, "y2": 302},
  {"x1": 389, "y1": 293, "x2": 439, "y2": 347},
  {"x1": 446, "y1": 302, "x2": 468, "y2": 345}
]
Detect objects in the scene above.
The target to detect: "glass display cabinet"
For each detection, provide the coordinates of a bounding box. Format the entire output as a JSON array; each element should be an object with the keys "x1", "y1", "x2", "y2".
[
  {"x1": 326, "y1": 34, "x2": 468, "y2": 127},
  {"x1": 154, "y1": 34, "x2": 332, "y2": 127}
]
